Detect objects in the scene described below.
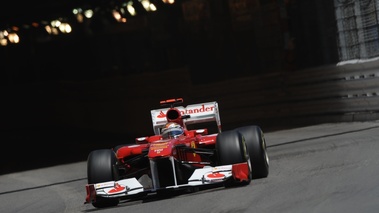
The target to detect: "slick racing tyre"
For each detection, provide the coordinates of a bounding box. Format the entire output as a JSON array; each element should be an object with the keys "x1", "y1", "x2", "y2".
[
  {"x1": 87, "y1": 149, "x2": 120, "y2": 208},
  {"x1": 236, "y1": 125, "x2": 269, "y2": 179},
  {"x1": 216, "y1": 130, "x2": 251, "y2": 186}
]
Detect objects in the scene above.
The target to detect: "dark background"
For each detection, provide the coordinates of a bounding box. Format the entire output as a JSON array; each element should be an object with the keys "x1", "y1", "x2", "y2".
[
  {"x1": 1, "y1": 0, "x2": 339, "y2": 84},
  {"x1": 1, "y1": 0, "x2": 339, "y2": 174}
]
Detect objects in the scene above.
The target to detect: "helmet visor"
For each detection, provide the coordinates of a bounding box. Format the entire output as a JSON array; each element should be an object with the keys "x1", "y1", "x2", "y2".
[{"x1": 162, "y1": 127, "x2": 183, "y2": 139}]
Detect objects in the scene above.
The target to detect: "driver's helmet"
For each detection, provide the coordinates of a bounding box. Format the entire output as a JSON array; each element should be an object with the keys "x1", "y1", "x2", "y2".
[{"x1": 161, "y1": 122, "x2": 184, "y2": 139}]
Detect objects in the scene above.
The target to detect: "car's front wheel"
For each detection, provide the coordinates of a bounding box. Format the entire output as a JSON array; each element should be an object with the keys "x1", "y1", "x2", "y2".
[
  {"x1": 216, "y1": 130, "x2": 251, "y2": 186},
  {"x1": 236, "y1": 125, "x2": 269, "y2": 179},
  {"x1": 87, "y1": 149, "x2": 120, "y2": 208}
]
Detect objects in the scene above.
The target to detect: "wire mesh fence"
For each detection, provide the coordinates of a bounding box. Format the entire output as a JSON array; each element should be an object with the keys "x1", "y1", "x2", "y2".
[{"x1": 334, "y1": 0, "x2": 379, "y2": 61}]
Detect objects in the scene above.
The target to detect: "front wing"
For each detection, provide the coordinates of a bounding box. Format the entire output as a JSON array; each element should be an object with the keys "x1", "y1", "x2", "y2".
[{"x1": 85, "y1": 162, "x2": 249, "y2": 204}]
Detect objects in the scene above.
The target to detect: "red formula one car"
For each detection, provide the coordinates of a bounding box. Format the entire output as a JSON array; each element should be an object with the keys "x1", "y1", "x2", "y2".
[{"x1": 85, "y1": 98, "x2": 269, "y2": 208}]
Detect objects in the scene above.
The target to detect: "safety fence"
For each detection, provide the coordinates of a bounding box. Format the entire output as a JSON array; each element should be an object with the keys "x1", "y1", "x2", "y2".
[{"x1": 334, "y1": 0, "x2": 379, "y2": 61}]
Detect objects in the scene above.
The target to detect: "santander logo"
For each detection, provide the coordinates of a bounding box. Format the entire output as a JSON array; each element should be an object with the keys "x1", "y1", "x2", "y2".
[
  {"x1": 157, "y1": 111, "x2": 166, "y2": 118},
  {"x1": 156, "y1": 104, "x2": 214, "y2": 118},
  {"x1": 207, "y1": 173, "x2": 225, "y2": 179},
  {"x1": 108, "y1": 183, "x2": 126, "y2": 194}
]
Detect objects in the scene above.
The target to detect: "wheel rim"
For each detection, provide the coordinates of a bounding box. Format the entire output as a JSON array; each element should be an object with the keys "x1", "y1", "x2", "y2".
[{"x1": 262, "y1": 136, "x2": 269, "y2": 166}]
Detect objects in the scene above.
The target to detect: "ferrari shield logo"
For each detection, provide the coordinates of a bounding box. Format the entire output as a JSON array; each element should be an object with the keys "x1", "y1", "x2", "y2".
[{"x1": 191, "y1": 141, "x2": 196, "y2": 157}]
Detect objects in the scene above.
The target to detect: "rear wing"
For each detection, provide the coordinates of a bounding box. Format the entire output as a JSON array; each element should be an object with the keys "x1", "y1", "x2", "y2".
[{"x1": 150, "y1": 101, "x2": 221, "y2": 135}]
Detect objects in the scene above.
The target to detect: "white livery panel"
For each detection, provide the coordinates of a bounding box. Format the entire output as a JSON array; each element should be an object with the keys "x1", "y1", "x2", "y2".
[{"x1": 150, "y1": 101, "x2": 221, "y2": 135}]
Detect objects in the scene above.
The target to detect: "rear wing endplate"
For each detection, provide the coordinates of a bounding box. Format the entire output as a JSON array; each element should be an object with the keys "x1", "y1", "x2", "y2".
[{"x1": 150, "y1": 101, "x2": 221, "y2": 135}]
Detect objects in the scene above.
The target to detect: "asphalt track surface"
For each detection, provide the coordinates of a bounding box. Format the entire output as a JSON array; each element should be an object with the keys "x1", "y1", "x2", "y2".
[{"x1": 1, "y1": 120, "x2": 379, "y2": 213}]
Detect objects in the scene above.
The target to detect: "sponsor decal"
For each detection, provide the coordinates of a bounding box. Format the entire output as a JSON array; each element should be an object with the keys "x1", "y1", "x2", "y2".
[
  {"x1": 182, "y1": 104, "x2": 214, "y2": 115},
  {"x1": 107, "y1": 183, "x2": 126, "y2": 194},
  {"x1": 151, "y1": 142, "x2": 168, "y2": 148},
  {"x1": 154, "y1": 149, "x2": 163, "y2": 154},
  {"x1": 95, "y1": 181, "x2": 113, "y2": 189},
  {"x1": 150, "y1": 142, "x2": 168, "y2": 154},
  {"x1": 157, "y1": 111, "x2": 166, "y2": 118},
  {"x1": 206, "y1": 173, "x2": 225, "y2": 179},
  {"x1": 156, "y1": 104, "x2": 214, "y2": 119},
  {"x1": 213, "y1": 165, "x2": 231, "y2": 171}
]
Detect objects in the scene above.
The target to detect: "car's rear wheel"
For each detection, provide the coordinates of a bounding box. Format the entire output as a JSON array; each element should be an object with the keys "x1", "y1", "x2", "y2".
[
  {"x1": 87, "y1": 149, "x2": 120, "y2": 208},
  {"x1": 216, "y1": 130, "x2": 251, "y2": 186},
  {"x1": 236, "y1": 125, "x2": 269, "y2": 179}
]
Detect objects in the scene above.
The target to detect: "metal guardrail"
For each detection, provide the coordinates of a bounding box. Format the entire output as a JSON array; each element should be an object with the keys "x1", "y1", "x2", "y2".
[
  {"x1": 197, "y1": 59, "x2": 379, "y2": 130},
  {"x1": 49, "y1": 59, "x2": 379, "y2": 132},
  {"x1": 4, "y1": 60, "x2": 379, "y2": 134}
]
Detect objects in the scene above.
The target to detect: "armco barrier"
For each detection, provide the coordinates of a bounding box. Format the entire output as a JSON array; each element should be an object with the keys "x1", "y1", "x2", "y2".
[
  {"x1": 3, "y1": 60, "x2": 379, "y2": 135},
  {"x1": 205, "y1": 59, "x2": 379, "y2": 130}
]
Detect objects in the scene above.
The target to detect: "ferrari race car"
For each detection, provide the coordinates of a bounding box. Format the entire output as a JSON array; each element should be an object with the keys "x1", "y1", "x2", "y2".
[{"x1": 85, "y1": 98, "x2": 269, "y2": 208}]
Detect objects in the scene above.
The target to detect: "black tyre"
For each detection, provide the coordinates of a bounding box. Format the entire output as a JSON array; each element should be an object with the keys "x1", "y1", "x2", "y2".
[
  {"x1": 236, "y1": 125, "x2": 269, "y2": 179},
  {"x1": 87, "y1": 149, "x2": 120, "y2": 208},
  {"x1": 216, "y1": 130, "x2": 251, "y2": 186}
]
